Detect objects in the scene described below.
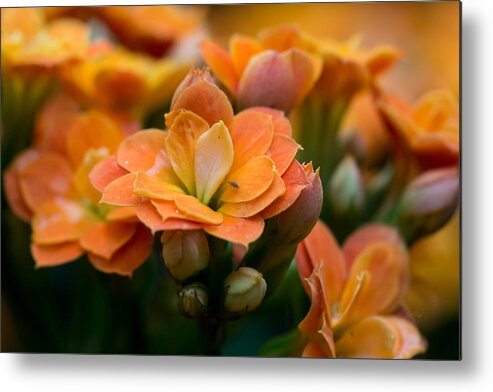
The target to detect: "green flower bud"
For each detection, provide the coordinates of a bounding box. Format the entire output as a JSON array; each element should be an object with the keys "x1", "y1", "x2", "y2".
[
  {"x1": 161, "y1": 230, "x2": 210, "y2": 281},
  {"x1": 224, "y1": 267, "x2": 267, "y2": 315},
  {"x1": 393, "y1": 167, "x2": 459, "y2": 243},
  {"x1": 178, "y1": 283, "x2": 209, "y2": 319}
]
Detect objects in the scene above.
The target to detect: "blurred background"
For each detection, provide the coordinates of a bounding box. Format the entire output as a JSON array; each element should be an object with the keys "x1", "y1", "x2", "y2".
[{"x1": 1, "y1": 2, "x2": 460, "y2": 358}]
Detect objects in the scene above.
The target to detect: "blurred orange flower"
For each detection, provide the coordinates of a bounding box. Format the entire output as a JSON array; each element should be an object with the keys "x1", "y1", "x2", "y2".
[
  {"x1": 379, "y1": 89, "x2": 459, "y2": 170},
  {"x1": 1, "y1": 8, "x2": 89, "y2": 72},
  {"x1": 200, "y1": 24, "x2": 322, "y2": 113},
  {"x1": 91, "y1": 69, "x2": 313, "y2": 247},
  {"x1": 3, "y1": 95, "x2": 153, "y2": 276},
  {"x1": 296, "y1": 220, "x2": 426, "y2": 358},
  {"x1": 60, "y1": 41, "x2": 189, "y2": 119}
]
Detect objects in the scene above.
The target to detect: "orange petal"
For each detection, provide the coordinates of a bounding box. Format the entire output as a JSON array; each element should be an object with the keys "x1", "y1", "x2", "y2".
[
  {"x1": 32, "y1": 199, "x2": 88, "y2": 245},
  {"x1": 266, "y1": 134, "x2": 301, "y2": 176},
  {"x1": 171, "y1": 79, "x2": 235, "y2": 129},
  {"x1": 101, "y1": 173, "x2": 142, "y2": 206},
  {"x1": 335, "y1": 242, "x2": 410, "y2": 330},
  {"x1": 260, "y1": 160, "x2": 308, "y2": 219},
  {"x1": 229, "y1": 110, "x2": 274, "y2": 172},
  {"x1": 106, "y1": 206, "x2": 138, "y2": 222},
  {"x1": 194, "y1": 121, "x2": 234, "y2": 205},
  {"x1": 88, "y1": 224, "x2": 153, "y2": 277},
  {"x1": 74, "y1": 148, "x2": 109, "y2": 205},
  {"x1": 152, "y1": 199, "x2": 193, "y2": 221},
  {"x1": 229, "y1": 34, "x2": 263, "y2": 76},
  {"x1": 117, "y1": 129, "x2": 167, "y2": 173},
  {"x1": 134, "y1": 172, "x2": 184, "y2": 200},
  {"x1": 89, "y1": 155, "x2": 128, "y2": 193},
  {"x1": 31, "y1": 241, "x2": 84, "y2": 268},
  {"x1": 365, "y1": 46, "x2": 401, "y2": 77},
  {"x1": 80, "y1": 221, "x2": 136, "y2": 259},
  {"x1": 237, "y1": 50, "x2": 296, "y2": 113},
  {"x1": 220, "y1": 156, "x2": 275, "y2": 203},
  {"x1": 219, "y1": 173, "x2": 285, "y2": 218},
  {"x1": 259, "y1": 24, "x2": 302, "y2": 52},
  {"x1": 19, "y1": 153, "x2": 74, "y2": 213},
  {"x1": 136, "y1": 202, "x2": 203, "y2": 233},
  {"x1": 200, "y1": 39, "x2": 238, "y2": 94},
  {"x1": 296, "y1": 220, "x2": 346, "y2": 307},
  {"x1": 164, "y1": 110, "x2": 210, "y2": 193},
  {"x1": 174, "y1": 194, "x2": 223, "y2": 225},
  {"x1": 204, "y1": 214, "x2": 264, "y2": 247},
  {"x1": 247, "y1": 107, "x2": 293, "y2": 136},
  {"x1": 65, "y1": 110, "x2": 123, "y2": 168},
  {"x1": 335, "y1": 316, "x2": 426, "y2": 359}
]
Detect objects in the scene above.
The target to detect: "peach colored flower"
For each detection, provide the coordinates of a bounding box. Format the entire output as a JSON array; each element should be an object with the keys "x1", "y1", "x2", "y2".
[
  {"x1": 1, "y1": 8, "x2": 89, "y2": 72},
  {"x1": 296, "y1": 220, "x2": 426, "y2": 358},
  {"x1": 200, "y1": 25, "x2": 322, "y2": 112},
  {"x1": 91, "y1": 69, "x2": 313, "y2": 247},
  {"x1": 60, "y1": 40, "x2": 189, "y2": 119},
  {"x1": 379, "y1": 89, "x2": 459, "y2": 170},
  {"x1": 4, "y1": 98, "x2": 152, "y2": 276}
]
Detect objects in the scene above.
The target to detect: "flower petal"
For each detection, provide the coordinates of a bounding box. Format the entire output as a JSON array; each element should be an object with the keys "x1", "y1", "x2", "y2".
[
  {"x1": 247, "y1": 107, "x2": 293, "y2": 136},
  {"x1": 229, "y1": 34, "x2": 263, "y2": 76},
  {"x1": 219, "y1": 173, "x2": 285, "y2": 218},
  {"x1": 200, "y1": 39, "x2": 238, "y2": 94},
  {"x1": 220, "y1": 156, "x2": 275, "y2": 203},
  {"x1": 89, "y1": 155, "x2": 128, "y2": 193},
  {"x1": 106, "y1": 206, "x2": 138, "y2": 222},
  {"x1": 80, "y1": 221, "x2": 137, "y2": 259},
  {"x1": 32, "y1": 199, "x2": 88, "y2": 245},
  {"x1": 266, "y1": 134, "x2": 301, "y2": 176},
  {"x1": 335, "y1": 316, "x2": 426, "y2": 359},
  {"x1": 101, "y1": 173, "x2": 142, "y2": 206},
  {"x1": 134, "y1": 172, "x2": 184, "y2": 200},
  {"x1": 65, "y1": 110, "x2": 123, "y2": 168},
  {"x1": 174, "y1": 194, "x2": 223, "y2": 225},
  {"x1": 229, "y1": 110, "x2": 274, "y2": 172},
  {"x1": 204, "y1": 214, "x2": 264, "y2": 247},
  {"x1": 135, "y1": 202, "x2": 203, "y2": 234},
  {"x1": 88, "y1": 224, "x2": 153, "y2": 277},
  {"x1": 31, "y1": 241, "x2": 84, "y2": 268},
  {"x1": 171, "y1": 79, "x2": 235, "y2": 129},
  {"x1": 164, "y1": 110, "x2": 210, "y2": 194},
  {"x1": 117, "y1": 129, "x2": 166, "y2": 173},
  {"x1": 194, "y1": 121, "x2": 234, "y2": 205}
]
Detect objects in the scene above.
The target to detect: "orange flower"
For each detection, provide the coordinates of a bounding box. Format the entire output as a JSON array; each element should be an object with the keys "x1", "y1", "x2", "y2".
[
  {"x1": 60, "y1": 41, "x2": 189, "y2": 119},
  {"x1": 1, "y1": 8, "x2": 89, "y2": 72},
  {"x1": 4, "y1": 96, "x2": 153, "y2": 276},
  {"x1": 379, "y1": 89, "x2": 459, "y2": 170},
  {"x1": 200, "y1": 25, "x2": 322, "y2": 113},
  {"x1": 296, "y1": 220, "x2": 426, "y2": 358},
  {"x1": 91, "y1": 69, "x2": 311, "y2": 247},
  {"x1": 95, "y1": 6, "x2": 206, "y2": 57}
]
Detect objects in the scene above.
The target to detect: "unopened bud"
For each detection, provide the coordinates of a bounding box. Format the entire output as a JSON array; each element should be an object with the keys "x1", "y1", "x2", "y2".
[
  {"x1": 327, "y1": 155, "x2": 365, "y2": 218},
  {"x1": 178, "y1": 283, "x2": 209, "y2": 319},
  {"x1": 161, "y1": 230, "x2": 210, "y2": 281},
  {"x1": 393, "y1": 167, "x2": 459, "y2": 243},
  {"x1": 170, "y1": 67, "x2": 215, "y2": 110},
  {"x1": 224, "y1": 267, "x2": 267, "y2": 315}
]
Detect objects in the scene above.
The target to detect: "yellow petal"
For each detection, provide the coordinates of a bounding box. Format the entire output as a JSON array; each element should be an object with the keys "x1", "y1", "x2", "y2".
[
  {"x1": 133, "y1": 172, "x2": 184, "y2": 200},
  {"x1": 174, "y1": 194, "x2": 223, "y2": 225},
  {"x1": 194, "y1": 121, "x2": 234, "y2": 205}
]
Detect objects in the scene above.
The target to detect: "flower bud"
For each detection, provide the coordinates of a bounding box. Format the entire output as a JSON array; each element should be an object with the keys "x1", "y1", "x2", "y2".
[
  {"x1": 161, "y1": 230, "x2": 210, "y2": 282},
  {"x1": 178, "y1": 283, "x2": 209, "y2": 319},
  {"x1": 170, "y1": 67, "x2": 214, "y2": 109},
  {"x1": 327, "y1": 155, "x2": 365, "y2": 219},
  {"x1": 224, "y1": 267, "x2": 267, "y2": 315},
  {"x1": 393, "y1": 167, "x2": 459, "y2": 243}
]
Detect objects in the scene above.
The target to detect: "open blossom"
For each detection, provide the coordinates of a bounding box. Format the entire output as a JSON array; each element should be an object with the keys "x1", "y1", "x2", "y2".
[
  {"x1": 200, "y1": 25, "x2": 322, "y2": 113},
  {"x1": 296, "y1": 220, "x2": 426, "y2": 358},
  {"x1": 60, "y1": 40, "x2": 189, "y2": 119},
  {"x1": 90, "y1": 68, "x2": 313, "y2": 247},
  {"x1": 3, "y1": 95, "x2": 153, "y2": 276},
  {"x1": 379, "y1": 89, "x2": 459, "y2": 170},
  {"x1": 1, "y1": 8, "x2": 89, "y2": 72}
]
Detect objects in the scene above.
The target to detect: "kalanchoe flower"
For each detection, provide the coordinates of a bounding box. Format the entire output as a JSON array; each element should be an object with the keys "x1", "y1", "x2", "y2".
[
  {"x1": 200, "y1": 25, "x2": 322, "y2": 113},
  {"x1": 161, "y1": 230, "x2": 210, "y2": 281},
  {"x1": 60, "y1": 40, "x2": 189, "y2": 119},
  {"x1": 95, "y1": 6, "x2": 205, "y2": 58},
  {"x1": 178, "y1": 283, "x2": 209, "y2": 319},
  {"x1": 296, "y1": 220, "x2": 426, "y2": 358},
  {"x1": 3, "y1": 96, "x2": 153, "y2": 276},
  {"x1": 223, "y1": 267, "x2": 267, "y2": 316},
  {"x1": 379, "y1": 89, "x2": 459, "y2": 170},
  {"x1": 90, "y1": 69, "x2": 307, "y2": 248}
]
